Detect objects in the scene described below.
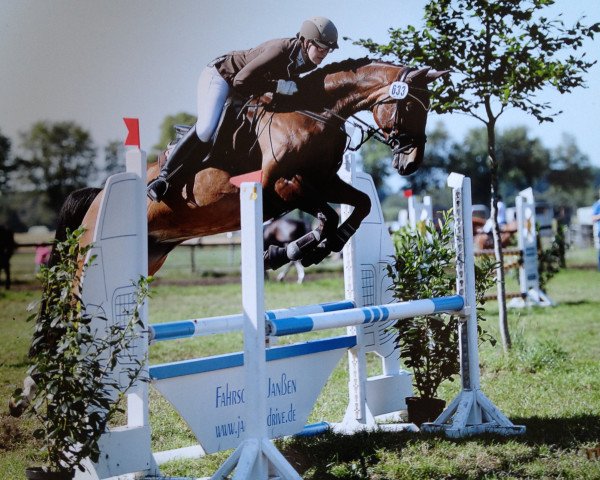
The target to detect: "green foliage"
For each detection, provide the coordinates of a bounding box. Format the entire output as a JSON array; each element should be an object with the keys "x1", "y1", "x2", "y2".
[
  {"x1": 353, "y1": 0, "x2": 599, "y2": 123},
  {"x1": 13, "y1": 228, "x2": 149, "y2": 474},
  {"x1": 150, "y1": 112, "x2": 196, "y2": 163},
  {"x1": 537, "y1": 223, "x2": 569, "y2": 290},
  {"x1": 102, "y1": 140, "x2": 126, "y2": 183},
  {"x1": 0, "y1": 128, "x2": 13, "y2": 193},
  {"x1": 387, "y1": 213, "x2": 496, "y2": 399},
  {"x1": 358, "y1": 139, "x2": 392, "y2": 199},
  {"x1": 15, "y1": 121, "x2": 97, "y2": 214}
]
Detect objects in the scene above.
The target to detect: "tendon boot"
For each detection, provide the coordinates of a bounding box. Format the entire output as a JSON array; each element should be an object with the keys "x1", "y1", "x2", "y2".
[{"x1": 147, "y1": 126, "x2": 209, "y2": 202}]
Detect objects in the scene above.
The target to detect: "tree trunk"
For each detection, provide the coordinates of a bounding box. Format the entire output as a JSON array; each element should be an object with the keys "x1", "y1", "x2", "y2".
[{"x1": 486, "y1": 121, "x2": 511, "y2": 352}]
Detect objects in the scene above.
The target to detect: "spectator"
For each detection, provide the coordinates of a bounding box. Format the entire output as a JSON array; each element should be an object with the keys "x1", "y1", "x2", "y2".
[
  {"x1": 483, "y1": 195, "x2": 507, "y2": 234},
  {"x1": 592, "y1": 189, "x2": 600, "y2": 271},
  {"x1": 35, "y1": 244, "x2": 52, "y2": 273}
]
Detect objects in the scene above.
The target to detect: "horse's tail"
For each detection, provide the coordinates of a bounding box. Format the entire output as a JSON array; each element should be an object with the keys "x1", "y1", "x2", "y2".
[{"x1": 49, "y1": 187, "x2": 102, "y2": 267}]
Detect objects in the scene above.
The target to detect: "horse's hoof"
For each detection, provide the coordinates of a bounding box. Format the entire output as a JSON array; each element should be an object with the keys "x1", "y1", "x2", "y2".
[{"x1": 8, "y1": 398, "x2": 25, "y2": 418}]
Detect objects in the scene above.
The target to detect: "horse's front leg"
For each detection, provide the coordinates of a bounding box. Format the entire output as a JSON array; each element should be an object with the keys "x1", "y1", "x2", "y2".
[
  {"x1": 301, "y1": 175, "x2": 371, "y2": 267},
  {"x1": 263, "y1": 203, "x2": 339, "y2": 271}
]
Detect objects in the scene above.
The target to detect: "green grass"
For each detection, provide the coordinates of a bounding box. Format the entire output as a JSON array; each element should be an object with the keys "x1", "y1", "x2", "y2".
[{"x1": 1, "y1": 248, "x2": 599, "y2": 479}]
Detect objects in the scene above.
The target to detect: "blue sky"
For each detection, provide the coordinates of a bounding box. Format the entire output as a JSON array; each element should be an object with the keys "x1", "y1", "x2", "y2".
[{"x1": 1, "y1": 0, "x2": 599, "y2": 169}]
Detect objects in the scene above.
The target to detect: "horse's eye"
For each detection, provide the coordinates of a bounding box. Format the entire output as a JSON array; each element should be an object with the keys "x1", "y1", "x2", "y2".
[{"x1": 405, "y1": 102, "x2": 414, "y2": 112}]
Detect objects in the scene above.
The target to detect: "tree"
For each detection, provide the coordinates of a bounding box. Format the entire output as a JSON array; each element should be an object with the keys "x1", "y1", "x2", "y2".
[
  {"x1": 0, "y1": 129, "x2": 13, "y2": 194},
  {"x1": 545, "y1": 134, "x2": 594, "y2": 208},
  {"x1": 496, "y1": 126, "x2": 550, "y2": 195},
  {"x1": 359, "y1": 138, "x2": 392, "y2": 200},
  {"x1": 16, "y1": 121, "x2": 97, "y2": 215},
  {"x1": 409, "y1": 122, "x2": 454, "y2": 193},
  {"x1": 103, "y1": 140, "x2": 125, "y2": 182},
  {"x1": 354, "y1": 0, "x2": 599, "y2": 351},
  {"x1": 151, "y1": 112, "x2": 196, "y2": 162},
  {"x1": 446, "y1": 126, "x2": 553, "y2": 203}
]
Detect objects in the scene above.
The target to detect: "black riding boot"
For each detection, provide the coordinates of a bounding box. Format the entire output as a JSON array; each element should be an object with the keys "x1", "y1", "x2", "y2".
[{"x1": 147, "y1": 126, "x2": 208, "y2": 202}]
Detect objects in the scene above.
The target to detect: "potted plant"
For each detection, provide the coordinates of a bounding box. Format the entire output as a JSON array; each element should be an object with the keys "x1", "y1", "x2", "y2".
[
  {"x1": 12, "y1": 228, "x2": 148, "y2": 479},
  {"x1": 387, "y1": 213, "x2": 495, "y2": 426}
]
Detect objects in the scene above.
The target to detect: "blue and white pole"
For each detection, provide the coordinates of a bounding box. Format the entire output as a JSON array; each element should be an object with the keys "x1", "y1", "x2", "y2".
[
  {"x1": 267, "y1": 295, "x2": 465, "y2": 337},
  {"x1": 149, "y1": 300, "x2": 356, "y2": 342}
]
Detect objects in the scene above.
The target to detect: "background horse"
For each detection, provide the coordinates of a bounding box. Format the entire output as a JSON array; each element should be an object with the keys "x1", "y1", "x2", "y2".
[
  {"x1": 56, "y1": 58, "x2": 448, "y2": 275},
  {"x1": 263, "y1": 218, "x2": 311, "y2": 284},
  {"x1": 0, "y1": 225, "x2": 16, "y2": 289},
  {"x1": 472, "y1": 217, "x2": 518, "y2": 250}
]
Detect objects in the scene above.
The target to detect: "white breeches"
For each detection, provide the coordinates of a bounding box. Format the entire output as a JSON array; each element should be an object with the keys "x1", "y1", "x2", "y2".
[{"x1": 195, "y1": 66, "x2": 230, "y2": 142}]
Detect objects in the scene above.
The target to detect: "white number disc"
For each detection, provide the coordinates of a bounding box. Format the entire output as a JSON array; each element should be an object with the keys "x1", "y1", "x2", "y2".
[{"x1": 389, "y1": 81, "x2": 409, "y2": 100}]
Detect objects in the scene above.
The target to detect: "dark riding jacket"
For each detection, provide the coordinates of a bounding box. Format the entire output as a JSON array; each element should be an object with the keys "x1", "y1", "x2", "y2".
[{"x1": 213, "y1": 38, "x2": 316, "y2": 96}]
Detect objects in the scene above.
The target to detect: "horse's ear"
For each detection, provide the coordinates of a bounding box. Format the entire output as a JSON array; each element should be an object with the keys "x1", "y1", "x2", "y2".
[
  {"x1": 425, "y1": 69, "x2": 450, "y2": 83},
  {"x1": 407, "y1": 67, "x2": 450, "y2": 84},
  {"x1": 407, "y1": 67, "x2": 431, "y2": 83}
]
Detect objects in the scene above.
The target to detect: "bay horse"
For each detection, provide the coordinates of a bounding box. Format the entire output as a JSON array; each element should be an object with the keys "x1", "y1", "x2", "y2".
[{"x1": 70, "y1": 58, "x2": 447, "y2": 274}]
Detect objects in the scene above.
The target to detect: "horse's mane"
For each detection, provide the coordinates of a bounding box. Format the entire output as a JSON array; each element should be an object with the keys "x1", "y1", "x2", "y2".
[
  {"x1": 293, "y1": 57, "x2": 401, "y2": 110},
  {"x1": 302, "y1": 57, "x2": 402, "y2": 80},
  {"x1": 303, "y1": 57, "x2": 373, "y2": 79}
]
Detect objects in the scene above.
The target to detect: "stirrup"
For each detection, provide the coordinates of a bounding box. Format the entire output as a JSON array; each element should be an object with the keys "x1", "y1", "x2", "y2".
[{"x1": 147, "y1": 177, "x2": 169, "y2": 202}]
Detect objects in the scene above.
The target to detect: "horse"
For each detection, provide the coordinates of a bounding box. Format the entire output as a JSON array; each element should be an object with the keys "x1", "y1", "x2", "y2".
[
  {"x1": 472, "y1": 217, "x2": 518, "y2": 250},
  {"x1": 57, "y1": 58, "x2": 447, "y2": 275},
  {"x1": 263, "y1": 217, "x2": 311, "y2": 284},
  {"x1": 0, "y1": 225, "x2": 16, "y2": 289}
]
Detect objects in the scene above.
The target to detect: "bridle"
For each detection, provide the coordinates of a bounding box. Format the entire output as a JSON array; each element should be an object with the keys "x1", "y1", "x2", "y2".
[
  {"x1": 368, "y1": 67, "x2": 429, "y2": 156},
  {"x1": 294, "y1": 66, "x2": 430, "y2": 154}
]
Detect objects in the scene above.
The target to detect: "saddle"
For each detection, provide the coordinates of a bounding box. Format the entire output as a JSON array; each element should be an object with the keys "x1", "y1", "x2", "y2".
[{"x1": 164, "y1": 96, "x2": 262, "y2": 176}]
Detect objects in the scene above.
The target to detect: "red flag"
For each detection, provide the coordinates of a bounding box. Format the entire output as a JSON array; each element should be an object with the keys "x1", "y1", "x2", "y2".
[
  {"x1": 123, "y1": 118, "x2": 140, "y2": 147},
  {"x1": 230, "y1": 170, "x2": 263, "y2": 187},
  {"x1": 403, "y1": 189, "x2": 413, "y2": 198}
]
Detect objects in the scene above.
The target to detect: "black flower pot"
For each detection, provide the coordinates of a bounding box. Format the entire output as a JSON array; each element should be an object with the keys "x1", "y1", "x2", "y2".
[
  {"x1": 25, "y1": 467, "x2": 74, "y2": 480},
  {"x1": 405, "y1": 396, "x2": 446, "y2": 426}
]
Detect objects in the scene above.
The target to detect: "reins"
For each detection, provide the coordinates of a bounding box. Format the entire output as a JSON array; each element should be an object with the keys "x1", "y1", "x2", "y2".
[
  {"x1": 294, "y1": 68, "x2": 431, "y2": 153},
  {"x1": 248, "y1": 65, "x2": 432, "y2": 158}
]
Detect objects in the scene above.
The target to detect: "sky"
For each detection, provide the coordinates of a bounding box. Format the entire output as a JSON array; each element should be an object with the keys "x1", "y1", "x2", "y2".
[{"x1": 1, "y1": 0, "x2": 599, "y2": 171}]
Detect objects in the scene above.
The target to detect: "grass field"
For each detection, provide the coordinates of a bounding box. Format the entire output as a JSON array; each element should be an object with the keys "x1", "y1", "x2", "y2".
[{"x1": 1, "y1": 248, "x2": 599, "y2": 479}]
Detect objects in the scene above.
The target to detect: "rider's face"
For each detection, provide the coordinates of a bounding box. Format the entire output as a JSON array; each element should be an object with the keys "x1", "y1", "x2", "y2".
[{"x1": 307, "y1": 41, "x2": 331, "y2": 65}]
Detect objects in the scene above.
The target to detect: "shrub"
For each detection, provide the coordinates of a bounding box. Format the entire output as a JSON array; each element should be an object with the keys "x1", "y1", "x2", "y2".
[
  {"x1": 387, "y1": 212, "x2": 496, "y2": 399},
  {"x1": 13, "y1": 227, "x2": 149, "y2": 475}
]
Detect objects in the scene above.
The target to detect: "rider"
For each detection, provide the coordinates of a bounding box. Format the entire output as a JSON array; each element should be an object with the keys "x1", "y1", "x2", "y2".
[
  {"x1": 483, "y1": 195, "x2": 507, "y2": 233},
  {"x1": 147, "y1": 16, "x2": 339, "y2": 202}
]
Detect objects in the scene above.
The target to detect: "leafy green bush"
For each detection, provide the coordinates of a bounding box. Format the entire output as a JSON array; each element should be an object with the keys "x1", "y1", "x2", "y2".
[
  {"x1": 538, "y1": 223, "x2": 569, "y2": 291},
  {"x1": 387, "y1": 212, "x2": 496, "y2": 399},
  {"x1": 13, "y1": 228, "x2": 149, "y2": 475}
]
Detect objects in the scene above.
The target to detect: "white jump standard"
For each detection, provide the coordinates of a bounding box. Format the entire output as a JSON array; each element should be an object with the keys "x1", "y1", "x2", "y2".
[{"x1": 420, "y1": 173, "x2": 525, "y2": 437}]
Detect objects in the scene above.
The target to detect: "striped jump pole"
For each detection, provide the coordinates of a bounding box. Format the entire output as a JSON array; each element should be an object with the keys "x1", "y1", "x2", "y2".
[
  {"x1": 149, "y1": 299, "x2": 356, "y2": 341},
  {"x1": 267, "y1": 295, "x2": 464, "y2": 336}
]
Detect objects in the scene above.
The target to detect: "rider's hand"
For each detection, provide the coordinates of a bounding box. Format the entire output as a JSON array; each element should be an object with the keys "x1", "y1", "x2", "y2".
[{"x1": 276, "y1": 79, "x2": 298, "y2": 96}]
